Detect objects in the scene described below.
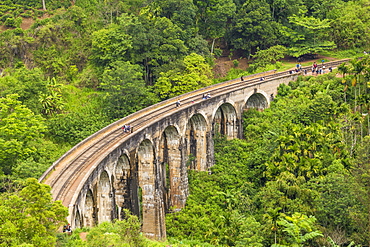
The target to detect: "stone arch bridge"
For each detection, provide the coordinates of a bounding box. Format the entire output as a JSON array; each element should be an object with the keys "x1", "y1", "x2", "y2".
[{"x1": 39, "y1": 59, "x2": 348, "y2": 240}]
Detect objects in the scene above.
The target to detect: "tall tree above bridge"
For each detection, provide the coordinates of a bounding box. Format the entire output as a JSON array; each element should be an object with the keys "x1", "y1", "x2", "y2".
[
  {"x1": 193, "y1": 0, "x2": 236, "y2": 53},
  {"x1": 230, "y1": 0, "x2": 280, "y2": 57},
  {"x1": 286, "y1": 14, "x2": 336, "y2": 58},
  {"x1": 125, "y1": 14, "x2": 188, "y2": 85},
  {"x1": 100, "y1": 60, "x2": 158, "y2": 120},
  {"x1": 154, "y1": 53, "x2": 213, "y2": 99}
]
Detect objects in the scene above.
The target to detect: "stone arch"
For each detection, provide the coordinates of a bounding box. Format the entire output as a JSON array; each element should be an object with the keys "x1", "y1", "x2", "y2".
[
  {"x1": 159, "y1": 125, "x2": 186, "y2": 210},
  {"x1": 213, "y1": 102, "x2": 238, "y2": 139},
  {"x1": 185, "y1": 113, "x2": 208, "y2": 171},
  {"x1": 113, "y1": 154, "x2": 131, "y2": 220},
  {"x1": 84, "y1": 189, "x2": 95, "y2": 227},
  {"x1": 244, "y1": 89, "x2": 269, "y2": 110},
  {"x1": 137, "y1": 139, "x2": 157, "y2": 238},
  {"x1": 97, "y1": 170, "x2": 113, "y2": 223}
]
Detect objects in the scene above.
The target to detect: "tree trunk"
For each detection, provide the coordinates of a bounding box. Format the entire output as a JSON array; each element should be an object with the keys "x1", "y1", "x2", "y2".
[
  {"x1": 42, "y1": 0, "x2": 46, "y2": 10},
  {"x1": 211, "y1": 38, "x2": 216, "y2": 55}
]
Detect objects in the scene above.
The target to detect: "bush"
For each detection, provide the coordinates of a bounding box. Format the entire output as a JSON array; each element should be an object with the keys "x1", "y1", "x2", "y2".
[
  {"x1": 0, "y1": 13, "x2": 13, "y2": 22},
  {"x1": 233, "y1": 59, "x2": 239, "y2": 67}
]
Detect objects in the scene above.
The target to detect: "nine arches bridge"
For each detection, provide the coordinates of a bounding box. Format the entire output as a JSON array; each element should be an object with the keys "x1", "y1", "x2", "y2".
[{"x1": 39, "y1": 59, "x2": 349, "y2": 240}]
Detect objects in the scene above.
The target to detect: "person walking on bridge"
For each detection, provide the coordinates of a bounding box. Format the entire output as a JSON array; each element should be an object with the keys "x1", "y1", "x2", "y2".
[{"x1": 176, "y1": 99, "x2": 181, "y2": 108}]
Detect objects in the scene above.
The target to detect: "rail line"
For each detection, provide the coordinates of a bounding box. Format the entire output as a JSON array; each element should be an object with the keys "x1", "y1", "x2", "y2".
[{"x1": 40, "y1": 58, "x2": 350, "y2": 207}]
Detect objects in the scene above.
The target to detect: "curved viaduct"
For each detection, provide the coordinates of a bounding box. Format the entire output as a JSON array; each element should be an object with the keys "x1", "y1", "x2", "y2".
[{"x1": 40, "y1": 59, "x2": 348, "y2": 240}]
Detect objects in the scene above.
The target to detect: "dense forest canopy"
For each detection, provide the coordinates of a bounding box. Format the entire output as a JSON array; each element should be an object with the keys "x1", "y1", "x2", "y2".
[{"x1": 0, "y1": 0, "x2": 370, "y2": 246}]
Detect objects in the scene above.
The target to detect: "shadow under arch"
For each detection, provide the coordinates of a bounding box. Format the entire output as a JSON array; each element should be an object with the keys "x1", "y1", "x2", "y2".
[
  {"x1": 185, "y1": 113, "x2": 208, "y2": 171},
  {"x1": 83, "y1": 189, "x2": 95, "y2": 227},
  {"x1": 97, "y1": 170, "x2": 113, "y2": 224},
  {"x1": 159, "y1": 125, "x2": 187, "y2": 211},
  {"x1": 114, "y1": 154, "x2": 131, "y2": 220},
  {"x1": 245, "y1": 91, "x2": 269, "y2": 111},
  {"x1": 74, "y1": 209, "x2": 82, "y2": 229},
  {"x1": 213, "y1": 102, "x2": 238, "y2": 139}
]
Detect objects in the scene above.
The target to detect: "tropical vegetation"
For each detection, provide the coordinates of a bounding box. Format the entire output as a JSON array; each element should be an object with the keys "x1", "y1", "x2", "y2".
[{"x1": 0, "y1": 0, "x2": 370, "y2": 246}]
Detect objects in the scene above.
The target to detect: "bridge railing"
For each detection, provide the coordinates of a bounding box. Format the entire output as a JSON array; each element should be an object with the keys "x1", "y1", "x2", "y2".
[{"x1": 39, "y1": 58, "x2": 350, "y2": 183}]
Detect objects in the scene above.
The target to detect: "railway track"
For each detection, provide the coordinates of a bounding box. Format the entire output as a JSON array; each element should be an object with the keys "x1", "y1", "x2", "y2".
[{"x1": 40, "y1": 58, "x2": 350, "y2": 207}]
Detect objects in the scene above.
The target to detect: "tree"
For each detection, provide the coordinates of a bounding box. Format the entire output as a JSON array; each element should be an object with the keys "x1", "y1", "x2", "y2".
[
  {"x1": 148, "y1": 0, "x2": 197, "y2": 33},
  {"x1": 286, "y1": 14, "x2": 336, "y2": 58},
  {"x1": 125, "y1": 14, "x2": 188, "y2": 84},
  {"x1": 0, "y1": 178, "x2": 68, "y2": 246},
  {"x1": 0, "y1": 94, "x2": 46, "y2": 175},
  {"x1": 38, "y1": 77, "x2": 65, "y2": 116},
  {"x1": 230, "y1": 0, "x2": 280, "y2": 57},
  {"x1": 266, "y1": 0, "x2": 306, "y2": 23},
  {"x1": 350, "y1": 136, "x2": 370, "y2": 246},
  {"x1": 328, "y1": 0, "x2": 370, "y2": 49},
  {"x1": 250, "y1": 45, "x2": 287, "y2": 71},
  {"x1": 0, "y1": 67, "x2": 49, "y2": 114},
  {"x1": 100, "y1": 61, "x2": 158, "y2": 120},
  {"x1": 193, "y1": 0, "x2": 236, "y2": 53},
  {"x1": 154, "y1": 53, "x2": 213, "y2": 99},
  {"x1": 91, "y1": 17, "x2": 133, "y2": 67},
  {"x1": 307, "y1": 162, "x2": 358, "y2": 246}
]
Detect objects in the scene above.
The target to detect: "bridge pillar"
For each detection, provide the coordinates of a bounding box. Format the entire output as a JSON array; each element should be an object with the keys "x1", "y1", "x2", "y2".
[
  {"x1": 113, "y1": 154, "x2": 131, "y2": 220},
  {"x1": 137, "y1": 140, "x2": 166, "y2": 240},
  {"x1": 159, "y1": 126, "x2": 187, "y2": 211},
  {"x1": 97, "y1": 171, "x2": 113, "y2": 223}
]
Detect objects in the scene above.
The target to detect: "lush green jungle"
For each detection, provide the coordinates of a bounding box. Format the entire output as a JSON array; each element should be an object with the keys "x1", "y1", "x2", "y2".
[{"x1": 0, "y1": 0, "x2": 370, "y2": 246}]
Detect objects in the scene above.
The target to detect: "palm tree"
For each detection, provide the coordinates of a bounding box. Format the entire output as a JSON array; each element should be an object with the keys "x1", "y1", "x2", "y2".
[{"x1": 348, "y1": 58, "x2": 366, "y2": 112}]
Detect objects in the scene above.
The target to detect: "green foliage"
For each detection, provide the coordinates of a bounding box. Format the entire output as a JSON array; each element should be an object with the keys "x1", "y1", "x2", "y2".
[
  {"x1": 154, "y1": 53, "x2": 213, "y2": 99},
  {"x1": 272, "y1": 213, "x2": 323, "y2": 246},
  {"x1": 230, "y1": 0, "x2": 280, "y2": 55},
  {"x1": 124, "y1": 14, "x2": 189, "y2": 84},
  {"x1": 0, "y1": 178, "x2": 68, "y2": 246},
  {"x1": 39, "y1": 77, "x2": 65, "y2": 116},
  {"x1": 100, "y1": 60, "x2": 159, "y2": 120},
  {"x1": 194, "y1": 0, "x2": 236, "y2": 40},
  {"x1": 328, "y1": 0, "x2": 370, "y2": 49},
  {"x1": 59, "y1": 210, "x2": 148, "y2": 247},
  {"x1": 0, "y1": 94, "x2": 46, "y2": 175},
  {"x1": 250, "y1": 45, "x2": 287, "y2": 71},
  {"x1": 0, "y1": 67, "x2": 48, "y2": 114},
  {"x1": 91, "y1": 18, "x2": 132, "y2": 67},
  {"x1": 47, "y1": 110, "x2": 109, "y2": 145},
  {"x1": 286, "y1": 15, "x2": 337, "y2": 57},
  {"x1": 86, "y1": 211, "x2": 144, "y2": 247},
  {"x1": 307, "y1": 162, "x2": 358, "y2": 242}
]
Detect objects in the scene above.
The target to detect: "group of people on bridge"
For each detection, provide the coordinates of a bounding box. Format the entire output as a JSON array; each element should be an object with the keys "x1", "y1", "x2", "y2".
[
  {"x1": 311, "y1": 61, "x2": 332, "y2": 76},
  {"x1": 122, "y1": 124, "x2": 132, "y2": 133}
]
